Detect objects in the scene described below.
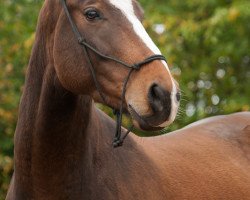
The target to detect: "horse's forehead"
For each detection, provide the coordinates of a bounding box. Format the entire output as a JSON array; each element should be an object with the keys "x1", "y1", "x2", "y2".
[
  {"x1": 107, "y1": 0, "x2": 163, "y2": 57},
  {"x1": 108, "y1": 0, "x2": 135, "y2": 15}
]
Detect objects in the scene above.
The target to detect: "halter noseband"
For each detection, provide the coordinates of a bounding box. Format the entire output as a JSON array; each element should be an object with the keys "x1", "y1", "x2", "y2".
[{"x1": 60, "y1": 0, "x2": 167, "y2": 148}]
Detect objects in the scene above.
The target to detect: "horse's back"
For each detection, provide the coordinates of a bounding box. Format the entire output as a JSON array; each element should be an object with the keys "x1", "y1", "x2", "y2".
[
  {"x1": 94, "y1": 111, "x2": 250, "y2": 199},
  {"x1": 139, "y1": 112, "x2": 250, "y2": 199}
]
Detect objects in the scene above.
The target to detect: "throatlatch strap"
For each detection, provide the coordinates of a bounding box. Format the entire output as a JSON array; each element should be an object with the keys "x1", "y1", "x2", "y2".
[{"x1": 61, "y1": 0, "x2": 167, "y2": 148}]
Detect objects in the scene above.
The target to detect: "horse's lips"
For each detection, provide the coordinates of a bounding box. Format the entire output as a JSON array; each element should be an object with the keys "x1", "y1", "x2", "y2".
[{"x1": 128, "y1": 105, "x2": 163, "y2": 131}]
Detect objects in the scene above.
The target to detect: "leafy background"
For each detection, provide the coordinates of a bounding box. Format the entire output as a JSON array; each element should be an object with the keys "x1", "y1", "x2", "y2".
[{"x1": 0, "y1": 0, "x2": 249, "y2": 198}]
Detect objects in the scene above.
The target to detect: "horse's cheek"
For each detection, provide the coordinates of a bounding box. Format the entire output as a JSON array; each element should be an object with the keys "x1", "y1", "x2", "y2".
[{"x1": 52, "y1": 29, "x2": 93, "y2": 94}]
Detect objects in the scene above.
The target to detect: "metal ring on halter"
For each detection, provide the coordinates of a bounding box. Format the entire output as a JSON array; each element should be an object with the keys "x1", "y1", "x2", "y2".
[{"x1": 60, "y1": 0, "x2": 167, "y2": 148}]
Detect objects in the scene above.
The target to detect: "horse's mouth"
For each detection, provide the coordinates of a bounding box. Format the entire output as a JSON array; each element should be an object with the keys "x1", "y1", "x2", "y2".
[{"x1": 128, "y1": 105, "x2": 163, "y2": 131}]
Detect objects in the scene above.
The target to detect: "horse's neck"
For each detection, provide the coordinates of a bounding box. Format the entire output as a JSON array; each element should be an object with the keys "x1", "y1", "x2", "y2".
[
  {"x1": 13, "y1": 40, "x2": 103, "y2": 200},
  {"x1": 14, "y1": 66, "x2": 102, "y2": 199}
]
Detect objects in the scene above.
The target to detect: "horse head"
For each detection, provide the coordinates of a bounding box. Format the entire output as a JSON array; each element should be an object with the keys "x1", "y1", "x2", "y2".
[{"x1": 53, "y1": 0, "x2": 180, "y2": 132}]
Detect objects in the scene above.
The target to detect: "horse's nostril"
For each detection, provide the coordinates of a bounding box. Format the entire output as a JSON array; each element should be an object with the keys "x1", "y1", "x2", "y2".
[
  {"x1": 149, "y1": 84, "x2": 164, "y2": 112},
  {"x1": 148, "y1": 84, "x2": 171, "y2": 114}
]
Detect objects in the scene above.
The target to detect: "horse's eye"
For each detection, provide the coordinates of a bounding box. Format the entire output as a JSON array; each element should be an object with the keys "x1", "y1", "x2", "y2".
[{"x1": 85, "y1": 9, "x2": 100, "y2": 21}]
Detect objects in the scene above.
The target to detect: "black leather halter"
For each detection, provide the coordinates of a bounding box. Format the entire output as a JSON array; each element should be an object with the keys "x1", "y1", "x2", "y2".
[{"x1": 60, "y1": 0, "x2": 167, "y2": 147}]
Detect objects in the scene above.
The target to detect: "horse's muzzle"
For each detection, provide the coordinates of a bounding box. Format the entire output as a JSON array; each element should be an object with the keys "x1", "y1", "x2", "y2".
[{"x1": 129, "y1": 84, "x2": 172, "y2": 131}]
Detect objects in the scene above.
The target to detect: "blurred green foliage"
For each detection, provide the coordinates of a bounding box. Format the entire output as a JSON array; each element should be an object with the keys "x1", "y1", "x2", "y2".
[
  {"x1": 0, "y1": 0, "x2": 42, "y2": 198},
  {"x1": 0, "y1": 0, "x2": 249, "y2": 198}
]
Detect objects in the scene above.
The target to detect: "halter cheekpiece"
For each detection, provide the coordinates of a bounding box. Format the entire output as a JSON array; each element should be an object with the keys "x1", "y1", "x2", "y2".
[{"x1": 60, "y1": 0, "x2": 167, "y2": 148}]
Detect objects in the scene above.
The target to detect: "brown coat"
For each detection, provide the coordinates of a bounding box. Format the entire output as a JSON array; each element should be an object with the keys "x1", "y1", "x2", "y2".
[{"x1": 6, "y1": 0, "x2": 250, "y2": 199}]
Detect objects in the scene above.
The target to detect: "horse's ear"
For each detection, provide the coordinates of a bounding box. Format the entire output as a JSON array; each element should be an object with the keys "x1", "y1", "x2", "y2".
[{"x1": 133, "y1": 0, "x2": 144, "y2": 22}]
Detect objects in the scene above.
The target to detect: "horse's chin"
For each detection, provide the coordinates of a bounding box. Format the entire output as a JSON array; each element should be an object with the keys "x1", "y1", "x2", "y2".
[
  {"x1": 128, "y1": 105, "x2": 166, "y2": 132},
  {"x1": 133, "y1": 121, "x2": 164, "y2": 132}
]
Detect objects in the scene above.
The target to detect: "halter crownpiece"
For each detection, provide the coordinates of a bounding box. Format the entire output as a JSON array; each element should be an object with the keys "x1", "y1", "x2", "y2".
[{"x1": 60, "y1": 0, "x2": 167, "y2": 148}]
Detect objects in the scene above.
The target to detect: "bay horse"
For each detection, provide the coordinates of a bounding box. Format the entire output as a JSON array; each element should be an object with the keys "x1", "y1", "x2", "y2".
[{"x1": 6, "y1": 0, "x2": 250, "y2": 199}]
